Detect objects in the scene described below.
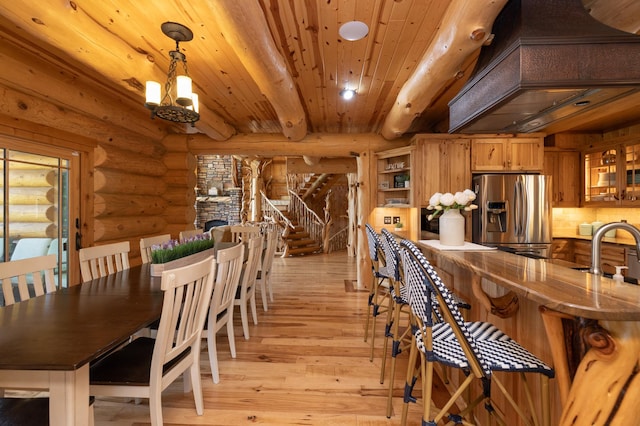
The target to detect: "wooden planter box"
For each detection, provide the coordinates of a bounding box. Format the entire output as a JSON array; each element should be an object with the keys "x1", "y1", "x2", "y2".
[{"x1": 150, "y1": 248, "x2": 215, "y2": 277}]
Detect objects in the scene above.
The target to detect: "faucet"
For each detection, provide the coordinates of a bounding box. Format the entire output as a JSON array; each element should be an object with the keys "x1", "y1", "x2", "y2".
[{"x1": 591, "y1": 222, "x2": 640, "y2": 275}]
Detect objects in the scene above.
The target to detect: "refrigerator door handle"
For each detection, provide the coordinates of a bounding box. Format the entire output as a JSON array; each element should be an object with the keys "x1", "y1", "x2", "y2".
[{"x1": 514, "y1": 178, "x2": 525, "y2": 237}]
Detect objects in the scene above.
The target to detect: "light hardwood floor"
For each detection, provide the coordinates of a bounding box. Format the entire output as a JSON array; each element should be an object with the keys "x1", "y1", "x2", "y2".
[{"x1": 93, "y1": 251, "x2": 438, "y2": 425}]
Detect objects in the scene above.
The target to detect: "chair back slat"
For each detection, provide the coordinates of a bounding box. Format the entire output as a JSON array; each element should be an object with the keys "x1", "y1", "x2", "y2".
[
  {"x1": 179, "y1": 229, "x2": 204, "y2": 243},
  {"x1": 139, "y1": 234, "x2": 171, "y2": 264},
  {"x1": 79, "y1": 241, "x2": 130, "y2": 282},
  {"x1": 400, "y1": 240, "x2": 490, "y2": 378},
  {"x1": 0, "y1": 254, "x2": 57, "y2": 306},
  {"x1": 230, "y1": 225, "x2": 261, "y2": 243}
]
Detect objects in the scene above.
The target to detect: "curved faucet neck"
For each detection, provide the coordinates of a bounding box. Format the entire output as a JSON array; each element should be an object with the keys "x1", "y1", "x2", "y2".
[{"x1": 591, "y1": 222, "x2": 640, "y2": 275}]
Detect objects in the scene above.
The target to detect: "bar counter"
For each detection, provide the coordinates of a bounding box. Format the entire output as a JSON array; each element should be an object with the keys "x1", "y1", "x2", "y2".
[{"x1": 416, "y1": 240, "x2": 640, "y2": 426}]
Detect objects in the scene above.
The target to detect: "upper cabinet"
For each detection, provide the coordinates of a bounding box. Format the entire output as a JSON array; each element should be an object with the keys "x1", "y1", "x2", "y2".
[
  {"x1": 413, "y1": 135, "x2": 471, "y2": 206},
  {"x1": 584, "y1": 141, "x2": 640, "y2": 206},
  {"x1": 544, "y1": 150, "x2": 581, "y2": 207},
  {"x1": 471, "y1": 137, "x2": 544, "y2": 172},
  {"x1": 375, "y1": 146, "x2": 415, "y2": 208}
]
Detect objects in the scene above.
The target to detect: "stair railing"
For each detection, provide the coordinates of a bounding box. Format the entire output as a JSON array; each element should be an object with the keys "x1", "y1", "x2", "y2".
[
  {"x1": 327, "y1": 226, "x2": 348, "y2": 253},
  {"x1": 260, "y1": 191, "x2": 295, "y2": 254},
  {"x1": 288, "y1": 189, "x2": 325, "y2": 249}
]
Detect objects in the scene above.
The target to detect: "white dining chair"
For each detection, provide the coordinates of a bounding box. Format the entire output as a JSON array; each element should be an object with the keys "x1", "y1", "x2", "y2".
[
  {"x1": 79, "y1": 241, "x2": 130, "y2": 282},
  {"x1": 139, "y1": 234, "x2": 171, "y2": 264},
  {"x1": 204, "y1": 242, "x2": 245, "y2": 383},
  {"x1": 89, "y1": 255, "x2": 216, "y2": 426},
  {"x1": 0, "y1": 254, "x2": 57, "y2": 306},
  {"x1": 234, "y1": 235, "x2": 263, "y2": 339},
  {"x1": 256, "y1": 228, "x2": 278, "y2": 311},
  {"x1": 230, "y1": 224, "x2": 261, "y2": 243},
  {"x1": 179, "y1": 228, "x2": 204, "y2": 243}
]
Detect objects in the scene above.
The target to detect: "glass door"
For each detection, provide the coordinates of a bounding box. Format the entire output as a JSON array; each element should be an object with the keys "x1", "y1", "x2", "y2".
[{"x1": 0, "y1": 141, "x2": 80, "y2": 289}]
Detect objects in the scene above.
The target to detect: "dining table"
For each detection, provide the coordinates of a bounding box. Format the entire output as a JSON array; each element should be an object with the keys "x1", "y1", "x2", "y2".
[{"x1": 0, "y1": 263, "x2": 164, "y2": 425}]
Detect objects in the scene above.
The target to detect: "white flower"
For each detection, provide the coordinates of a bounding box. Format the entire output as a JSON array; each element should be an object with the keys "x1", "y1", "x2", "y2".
[
  {"x1": 440, "y1": 193, "x2": 455, "y2": 206},
  {"x1": 429, "y1": 192, "x2": 443, "y2": 207},
  {"x1": 463, "y1": 188, "x2": 476, "y2": 201},
  {"x1": 453, "y1": 191, "x2": 469, "y2": 206}
]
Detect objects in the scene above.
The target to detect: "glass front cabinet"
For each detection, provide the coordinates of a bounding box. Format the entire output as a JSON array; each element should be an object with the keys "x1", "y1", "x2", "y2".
[{"x1": 584, "y1": 142, "x2": 640, "y2": 205}]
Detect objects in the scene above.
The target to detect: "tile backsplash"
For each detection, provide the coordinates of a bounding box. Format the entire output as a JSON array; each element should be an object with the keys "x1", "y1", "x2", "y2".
[{"x1": 553, "y1": 207, "x2": 640, "y2": 235}]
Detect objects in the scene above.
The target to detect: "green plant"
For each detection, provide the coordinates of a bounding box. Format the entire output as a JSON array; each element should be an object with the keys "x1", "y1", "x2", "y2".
[
  {"x1": 151, "y1": 236, "x2": 214, "y2": 264},
  {"x1": 395, "y1": 222, "x2": 403, "y2": 229}
]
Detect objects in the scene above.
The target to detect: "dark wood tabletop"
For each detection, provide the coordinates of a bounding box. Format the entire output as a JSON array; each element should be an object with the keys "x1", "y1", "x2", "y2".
[{"x1": 0, "y1": 263, "x2": 164, "y2": 371}]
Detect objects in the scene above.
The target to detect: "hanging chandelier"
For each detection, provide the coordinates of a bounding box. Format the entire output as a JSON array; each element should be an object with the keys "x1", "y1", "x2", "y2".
[{"x1": 144, "y1": 22, "x2": 200, "y2": 124}]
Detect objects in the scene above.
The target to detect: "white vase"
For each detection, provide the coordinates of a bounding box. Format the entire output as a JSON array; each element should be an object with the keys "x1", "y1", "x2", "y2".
[{"x1": 439, "y1": 209, "x2": 465, "y2": 246}]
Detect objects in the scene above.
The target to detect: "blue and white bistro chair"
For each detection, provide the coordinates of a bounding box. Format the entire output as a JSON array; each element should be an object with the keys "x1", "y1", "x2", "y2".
[{"x1": 399, "y1": 240, "x2": 554, "y2": 426}]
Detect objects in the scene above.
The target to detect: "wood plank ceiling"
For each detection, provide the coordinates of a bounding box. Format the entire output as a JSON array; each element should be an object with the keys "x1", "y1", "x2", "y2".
[{"x1": 0, "y1": 0, "x2": 638, "y2": 142}]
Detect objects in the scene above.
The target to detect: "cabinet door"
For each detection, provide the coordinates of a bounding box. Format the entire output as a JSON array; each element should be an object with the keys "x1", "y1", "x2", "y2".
[
  {"x1": 509, "y1": 138, "x2": 544, "y2": 171},
  {"x1": 544, "y1": 150, "x2": 580, "y2": 207},
  {"x1": 420, "y1": 139, "x2": 470, "y2": 205},
  {"x1": 471, "y1": 139, "x2": 507, "y2": 171}
]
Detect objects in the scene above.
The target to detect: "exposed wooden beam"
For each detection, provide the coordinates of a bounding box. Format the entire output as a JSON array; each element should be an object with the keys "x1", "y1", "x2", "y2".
[
  {"x1": 188, "y1": 133, "x2": 408, "y2": 157},
  {"x1": 287, "y1": 157, "x2": 357, "y2": 174},
  {"x1": 381, "y1": 0, "x2": 507, "y2": 139},
  {"x1": 209, "y1": 0, "x2": 307, "y2": 141}
]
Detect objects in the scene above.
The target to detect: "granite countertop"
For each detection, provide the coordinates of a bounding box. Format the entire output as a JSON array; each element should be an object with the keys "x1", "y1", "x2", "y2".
[{"x1": 417, "y1": 240, "x2": 640, "y2": 321}]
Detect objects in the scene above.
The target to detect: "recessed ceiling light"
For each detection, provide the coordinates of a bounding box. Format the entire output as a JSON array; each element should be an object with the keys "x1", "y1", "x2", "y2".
[
  {"x1": 339, "y1": 21, "x2": 369, "y2": 41},
  {"x1": 340, "y1": 89, "x2": 356, "y2": 100}
]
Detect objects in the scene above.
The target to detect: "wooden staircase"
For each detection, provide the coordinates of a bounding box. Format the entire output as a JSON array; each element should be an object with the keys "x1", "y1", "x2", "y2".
[
  {"x1": 298, "y1": 173, "x2": 342, "y2": 202},
  {"x1": 282, "y1": 211, "x2": 322, "y2": 256}
]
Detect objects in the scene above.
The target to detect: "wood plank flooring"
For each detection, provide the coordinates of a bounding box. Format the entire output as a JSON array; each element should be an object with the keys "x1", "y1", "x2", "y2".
[{"x1": 93, "y1": 251, "x2": 437, "y2": 425}]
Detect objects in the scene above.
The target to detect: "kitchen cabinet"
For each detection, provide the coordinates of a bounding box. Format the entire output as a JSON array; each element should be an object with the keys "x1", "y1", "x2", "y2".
[
  {"x1": 375, "y1": 146, "x2": 415, "y2": 208},
  {"x1": 573, "y1": 240, "x2": 626, "y2": 275},
  {"x1": 413, "y1": 135, "x2": 470, "y2": 206},
  {"x1": 544, "y1": 150, "x2": 581, "y2": 207},
  {"x1": 552, "y1": 238, "x2": 574, "y2": 261},
  {"x1": 471, "y1": 137, "x2": 544, "y2": 172},
  {"x1": 584, "y1": 141, "x2": 640, "y2": 206}
]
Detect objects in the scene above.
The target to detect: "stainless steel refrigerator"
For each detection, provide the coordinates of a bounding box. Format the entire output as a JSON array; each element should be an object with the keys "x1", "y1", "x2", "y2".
[{"x1": 472, "y1": 174, "x2": 552, "y2": 258}]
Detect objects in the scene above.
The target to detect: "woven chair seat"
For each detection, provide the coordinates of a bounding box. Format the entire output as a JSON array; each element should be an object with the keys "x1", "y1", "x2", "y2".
[{"x1": 415, "y1": 322, "x2": 554, "y2": 376}]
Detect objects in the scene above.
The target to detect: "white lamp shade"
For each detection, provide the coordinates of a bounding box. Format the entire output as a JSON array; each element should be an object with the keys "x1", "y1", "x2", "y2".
[
  {"x1": 176, "y1": 75, "x2": 193, "y2": 106},
  {"x1": 191, "y1": 93, "x2": 199, "y2": 113},
  {"x1": 145, "y1": 81, "x2": 161, "y2": 106}
]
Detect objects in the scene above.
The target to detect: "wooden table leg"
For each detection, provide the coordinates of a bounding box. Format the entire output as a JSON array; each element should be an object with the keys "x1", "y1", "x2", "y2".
[{"x1": 49, "y1": 365, "x2": 90, "y2": 426}]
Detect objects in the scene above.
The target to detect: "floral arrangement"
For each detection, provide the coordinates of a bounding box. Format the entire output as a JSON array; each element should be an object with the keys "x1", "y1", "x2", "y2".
[
  {"x1": 151, "y1": 233, "x2": 214, "y2": 264},
  {"x1": 426, "y1": 189, "x2": 478, "y2": 221}
]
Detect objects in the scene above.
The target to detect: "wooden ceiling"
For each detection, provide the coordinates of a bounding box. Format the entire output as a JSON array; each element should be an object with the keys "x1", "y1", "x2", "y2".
[{"x1": 0, "y1": 0, "x2": 638, "y2": 142}]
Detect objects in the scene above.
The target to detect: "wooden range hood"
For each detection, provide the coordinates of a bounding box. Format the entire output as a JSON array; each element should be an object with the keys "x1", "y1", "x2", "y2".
[{"x1": 448, "y1": 0, "x2": 640, "y2": 134}]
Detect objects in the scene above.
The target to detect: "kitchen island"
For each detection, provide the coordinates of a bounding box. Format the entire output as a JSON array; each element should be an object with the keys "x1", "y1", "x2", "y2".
[{"x1": 417, "y1": 240, "x2": 640, "y2": 426}]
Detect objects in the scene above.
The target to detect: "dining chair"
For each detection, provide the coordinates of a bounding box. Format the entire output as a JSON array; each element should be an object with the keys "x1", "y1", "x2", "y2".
[
  {"x1": 230, "y1": 224, "x2": 261, "y2": 243},
  {"x1": 89, "y1": 255, "x2": 216, "y2": 426},
  {"x1": 179, "y1": 228, "x2": 204, "y2": 243},
  {"x1": 139, "y1": 234, "x2": 171, "y2": 264},
  {"x1": 379, "y1": 228, "x2": 412, "y2": 418},
  {"x1": 256, "y1": 228, "x2": 278, "y2": 311},
  {"x1": 234, "y1": 234, "x2": 263, "y2": 339},
  {"x1": 363, "y1": 224, "x2": 391, "y2": 362},
  {"x1": 0, "y1": 254, "x2": 57, "y2": 307},
  {"x1": 78, "y1": 241, "x2": 130, "y2": 282},
  {"x1": 204, "y1": 242, "x2": 245, "y2": 384},
  {"x1": 399, "y1": 240, "x2": 555, "y2": 426}
]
